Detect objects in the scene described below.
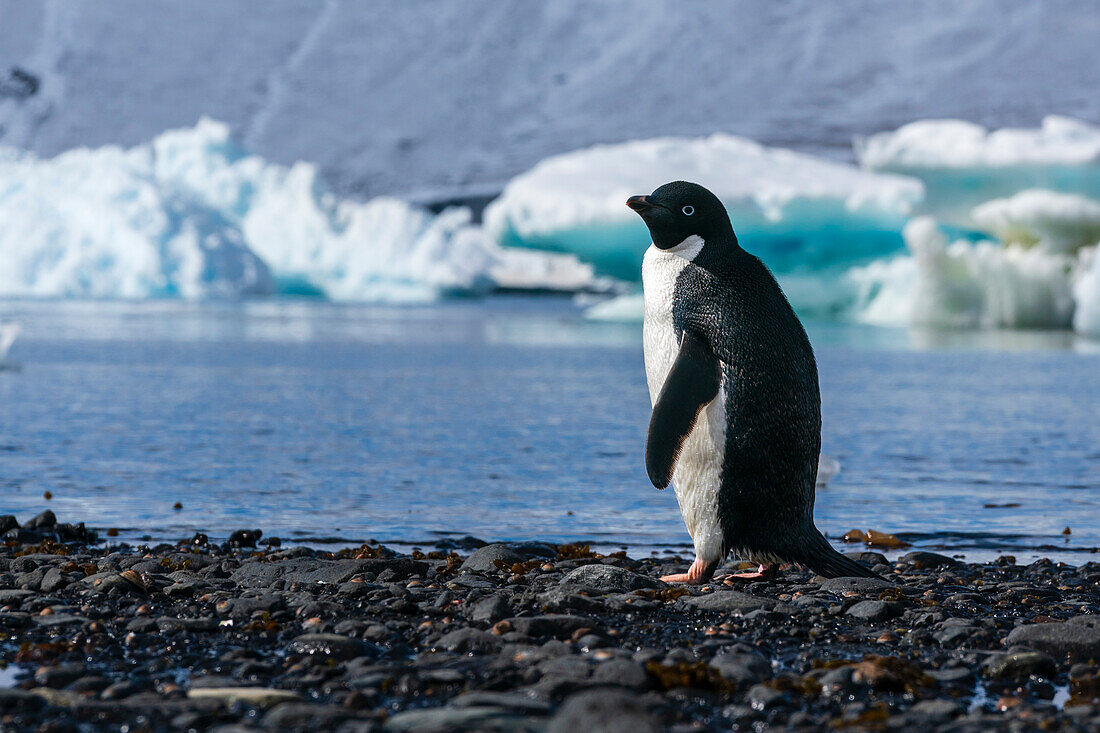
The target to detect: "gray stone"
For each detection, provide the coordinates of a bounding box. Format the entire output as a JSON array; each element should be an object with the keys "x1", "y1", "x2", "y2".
[
  {"x1": 591, "y1": 658, "x2": 649, "y2": 690},
  {"x1": 1005, "y1": 622, "x2": 1100, "y2": 659},
  {"x1": 287, "y1": 633, "x2": 370, "y2": 661},
  {"x1": 537, "y1": 587, "x2": 605, "y2": 615},
  {"x1": 819, "y1": 577, "x2": 894, "y2": 593},
  {"x1": 561, "y1": 564, "x2": 665, "y2": 593},
  {"x1": 450, "y1": 691, "x2": 552, "y2": 714},
  {"x1": 261, "y1": 702, "x2": 347, "y2": 729},
  {"x1": 0, "y1": 689, "x2": 44, "y2": 711},
  {"x1": 983, "y1": 651, "x2": 1057, "y2": 680},
  {"x1": 385, "y1": 706, "x2": 530, "y2": 732},
  {"x1": 39, "y1": 567, "x2": 69, "y2": 593},
  {"x1": 24, "y1": 510, "x2": 56, "y2": 529},
  {"x1": 548, "y1": 690, "x2": 660, "y2": 733},
  {"x1": 231, "y1": 558, "x2": 425, "y2": 588},
  {"x1": 846, "y1": 600, "x2": 890, "y2": 622},
  {"x1": 0, "y1": 589, "x2": 36, "y2": 605},
  {"x1": 909, "y1": 699, "x2": 961, "y2": 721},
  {"x1": 709, "y1": 651, "x2": 770, "y2": 685},
  {"x1": 677, "y1": 590, "x2": 776, "y2": 613},
  {"x1": 467, "y1": 593, "x2": 510, "y2": 624},
  {"x1": 506, "y1": 614, "x2": 595, "y2": 639},
  {"x1": 34, "y1": 664, "x2": 85, "y2": 688},
  {"x1": 747, "y1": 684, "x2": 785, "y2": 710},
  {"x1": 460, "y1": 545, "x2": 523, "y2": 574},
  {"x1": 900, "y1": 551, "x2": 960, "y2": 569},
  {"x1": 436, "y1": 627, "x2": 502, "y2": 654},
  {"x1": 33, "y1": 613, "x2": 87, "y2": 628}
]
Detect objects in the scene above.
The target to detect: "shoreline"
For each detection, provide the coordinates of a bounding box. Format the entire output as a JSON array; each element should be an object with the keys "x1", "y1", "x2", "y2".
[{"x1": 1, "y1": 511, "x2": 1098, "y2": 731}]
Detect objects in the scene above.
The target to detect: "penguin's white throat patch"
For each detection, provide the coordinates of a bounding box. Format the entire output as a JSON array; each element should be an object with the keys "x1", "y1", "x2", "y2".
[{"x1": 661, "y1": 235, "x2": 704, "y2": 261}]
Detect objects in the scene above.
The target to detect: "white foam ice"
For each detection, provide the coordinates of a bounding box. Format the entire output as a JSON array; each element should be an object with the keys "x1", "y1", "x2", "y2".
[
  {"x1": 484, "y1": 134, "x2": 923, "y2": 280},
  {"x1": 857, "y1": 117, "x2": 1100, "y2": 228},
  {"x1": 972, "y1": 190, "x2": 1100, "y2": 254},
  {"x1": 0, "y1": 119, "x2": 602, "y2": 301},
  {"x1": 850, "y1": 217, "x2": 1084, "y2": 332}
]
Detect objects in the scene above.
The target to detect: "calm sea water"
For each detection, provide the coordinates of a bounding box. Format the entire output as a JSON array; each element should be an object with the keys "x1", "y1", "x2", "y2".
[{"x1": 1, "y1": 299, "x2": 1097, "y2": 563}]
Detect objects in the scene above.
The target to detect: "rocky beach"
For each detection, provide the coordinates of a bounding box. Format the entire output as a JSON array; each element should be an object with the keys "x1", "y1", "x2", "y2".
[{"x1": 0, "y1": 511, "x2": 1098, "y2": 732}]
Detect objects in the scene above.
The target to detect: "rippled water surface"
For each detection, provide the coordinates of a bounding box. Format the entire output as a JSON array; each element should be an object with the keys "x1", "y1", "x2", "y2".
[{"x1": 1, "y1": 299, "x2": 1097, "y2": 562}]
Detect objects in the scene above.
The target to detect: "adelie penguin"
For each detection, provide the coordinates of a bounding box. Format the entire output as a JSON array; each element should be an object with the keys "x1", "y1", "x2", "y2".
[{"x1": 627, "y1": 181, "x2": 880, "y2": 583}]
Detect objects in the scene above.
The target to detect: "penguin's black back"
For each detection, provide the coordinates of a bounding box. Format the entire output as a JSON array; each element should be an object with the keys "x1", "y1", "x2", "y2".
[{"x1": 672, "y1": 248, "x2": 825, "y2": 565}]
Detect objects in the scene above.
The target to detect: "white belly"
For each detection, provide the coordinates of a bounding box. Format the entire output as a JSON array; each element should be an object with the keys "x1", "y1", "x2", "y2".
[{"x1": 641, "y1": 244, "x2": 727, "y2": 563}]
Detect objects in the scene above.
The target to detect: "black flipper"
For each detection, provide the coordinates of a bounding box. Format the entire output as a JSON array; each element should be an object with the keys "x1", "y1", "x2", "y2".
[
  {"x1": 645, "y1": 331, "x2": 721, "y2": 490},
  {"x1": 792, "y1": 531, "x2": 886, "y2": 580}
]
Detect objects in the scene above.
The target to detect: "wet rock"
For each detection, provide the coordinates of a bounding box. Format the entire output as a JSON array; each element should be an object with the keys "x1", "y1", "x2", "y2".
[
  {"x1": 287, "y1": 633, "x2": 371, "y2": 661},
  {"x1": 436, "y1": 627, "x2": 502, "y2": 654},
  {"x1": 537, "y1": 587, "x2": 606, "y2": 614},
  {"x1": 227, "y1": 528, "x2": 263, "y2": 547},
  {"x1": 847, "y1": 600, "x2": 890, "y2": 622},
  {"x1": 0, "y1": 588, "x2": 36, "y2": 605},
  {"x1": 819, "y1": 577, "x2": 893, "y2": 593},
  {"x1": 901, "y1": 551, "x2": 960, "y2": 569},
  {"x1": 677, "y1": 590, "x2": 776, "y2": 613},
  {"x1": 24, "y1": 510, "x2": 57, "y2": 530},
  {"x1": 231, "y1": 558, "x2": 426, "y2": 588},
  {"x1": 385, "y1": 706, "x2": 530, "y2": 732},
  {"x1": 39, "y1": 567, "x2": 69, "y2": 593},
  {"x1": 909, "y1": 699, "x2": 961, "y2": 721},
  {"x1": 34, "y1": 664, "x2": 85, "y2": 688},
  {"x1": 561, "y1": 564, "x2": 665, "y2": 592},
  {"x1": 450, "y1": 691, "x2": 552, "y2": 714},
  {"x1": 748, "y1": 684, "x2": 785, "y2": 710},
  {"x1": 548, "y1": 690, "x2": 660, "y2": 733},
  {"x1": 467, "y1": 593, "x2": 510, "y2": 624},
  {"x1": 710, "y1": 651, "x2": 770, "y2": 685},
  {"x1": 1005, "y1": 623, "x2": 1100, "y2": 660},
  {"x1": 460, "y1": 545, "x2": 522, "y2": 574},
  {"x1": 983, "y1": 651, "x2": 1057, "y2": 680},
  {"x1": 0, "y1": 689, "x2": 44, "y2": 711},
  {"x1": 0, "y1": 515, "x2": 18, "y2": 534},
  {"x1": 506, "y1": 614, "x2": 596, "y2": 639},
  {"x1": 261, "y1": 702, "x2": 347, "y2": 729},
  {"x1": 591, "y1": 658, "x2": 649, "y2": 690}
]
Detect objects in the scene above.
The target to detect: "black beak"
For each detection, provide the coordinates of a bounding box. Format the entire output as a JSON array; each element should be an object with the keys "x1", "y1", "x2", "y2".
[{"x1": 626, "y1": 195, "x2": 654, "y2": 213}]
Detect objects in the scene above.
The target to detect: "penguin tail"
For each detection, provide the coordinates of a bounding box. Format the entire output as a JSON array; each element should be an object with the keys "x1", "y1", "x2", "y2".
[{"x1": 791, "y1": 531, "x2": 885, "y2": 580}]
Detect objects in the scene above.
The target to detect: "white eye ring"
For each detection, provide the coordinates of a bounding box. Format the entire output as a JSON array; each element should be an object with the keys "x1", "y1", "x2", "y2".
[{"x1": 682, "y1": 205, "x2": 694, "y2": 216}]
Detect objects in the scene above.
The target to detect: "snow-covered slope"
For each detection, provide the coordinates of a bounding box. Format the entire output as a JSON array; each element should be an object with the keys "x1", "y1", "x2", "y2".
[{"x1": 0, "y1": 1, "x2": 1097, "y2": 200}]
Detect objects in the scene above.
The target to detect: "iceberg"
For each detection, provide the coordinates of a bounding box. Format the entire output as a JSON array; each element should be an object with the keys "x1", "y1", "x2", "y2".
[
  {"x1": 1074, "y1": 247, "x2": 1100, "y2": 337},
  {"x1": 858, "y1": 117, "x2": 1100, "y2": 228},
  {"x1": 0, "y1": 119, "x2": 604, "y2": 301},
  {"x1": 484, "y1": 135, "x2": 923, "y2": 281},
  {"x1": 850, "y1": 217, "x2": 1082, "y2": 332},
  {"x1": 972, "y1": 190, "x2": 1100, "y2": 254}
]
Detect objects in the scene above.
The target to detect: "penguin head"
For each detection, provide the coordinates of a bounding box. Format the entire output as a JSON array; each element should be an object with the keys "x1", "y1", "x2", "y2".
[{"x1": 626, "y1": 181, "x2": 737, "y2": 260}]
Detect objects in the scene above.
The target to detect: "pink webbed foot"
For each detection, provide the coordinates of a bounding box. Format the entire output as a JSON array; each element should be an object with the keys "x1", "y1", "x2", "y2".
[
  {"x1": 660, "y1": 556, "x2": 717, "y2": 585},
  {"x1": 718, "y1": 563, "x2": 777, "y2": 584}
]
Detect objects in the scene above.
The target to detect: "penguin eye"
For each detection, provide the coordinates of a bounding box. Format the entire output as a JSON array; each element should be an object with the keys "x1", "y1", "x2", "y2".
[{"x1": 682, "y1": 205, "x2": 694, "y2": 216}]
